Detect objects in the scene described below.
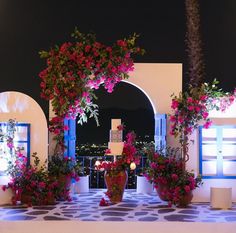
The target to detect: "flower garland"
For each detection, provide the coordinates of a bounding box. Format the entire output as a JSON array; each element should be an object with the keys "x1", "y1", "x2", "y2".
[{"x1": 39, "y1": 29, "x2": 144, "y2": 148}]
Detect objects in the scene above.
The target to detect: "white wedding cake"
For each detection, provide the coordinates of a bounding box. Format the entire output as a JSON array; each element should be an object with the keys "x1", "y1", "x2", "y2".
[{"x1": 108, "y1": 119, "x2": 124, "y2": 155}]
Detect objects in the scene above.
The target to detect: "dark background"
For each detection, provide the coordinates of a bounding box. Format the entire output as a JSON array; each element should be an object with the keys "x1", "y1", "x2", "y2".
[{"x1": 0, "y1": 0, "x2": 235, "y2": 130}]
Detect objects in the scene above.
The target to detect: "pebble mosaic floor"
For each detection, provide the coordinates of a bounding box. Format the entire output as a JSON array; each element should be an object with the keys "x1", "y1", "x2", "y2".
[{"x1": 0, "y1": 189, "x2": 236, "y2": 222}]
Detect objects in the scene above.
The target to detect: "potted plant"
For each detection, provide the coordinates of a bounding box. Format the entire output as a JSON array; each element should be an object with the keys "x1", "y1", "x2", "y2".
[
  {"x1": 48, "y1": 155, "x2": 80, "y2": 201},
  {"x1": 3, "y1": 151, "x2": 60, "y2": 206},
  {"x1": 96, "y1": 132, "x2": 140, "y2": 204},
  {"x1": 144, "y1": 144, "x2": 203, "y2": 207}
]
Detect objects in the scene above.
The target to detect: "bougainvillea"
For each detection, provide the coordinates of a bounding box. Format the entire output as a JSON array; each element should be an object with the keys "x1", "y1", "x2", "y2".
[
  {"x1": 97, "y1": 132, "x2": 140, "y2": 172},
  {"x1": 39, "y1": 29, "x2": 144, "y2": 148},
  {"x1": 169, "y1": 79, "x2": 236, "y2": 165}
]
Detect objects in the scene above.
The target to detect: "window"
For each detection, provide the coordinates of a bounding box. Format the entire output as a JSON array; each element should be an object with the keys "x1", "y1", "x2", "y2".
[
  {"x1": 199, "y1": 125, "x2": 236, "y2": 178},
  {"x1": 0, "y1": 123, "x2": 30, "y2": 176}
]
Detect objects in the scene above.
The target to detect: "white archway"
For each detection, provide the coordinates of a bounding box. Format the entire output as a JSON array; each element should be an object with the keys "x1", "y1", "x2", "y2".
[
  {"x1": 126, "y1": 63, "x2": 182, "y2": 114},
  {"x1": 48, "y1": 62, "x2": 182, "y2": 154},
  {"x1": 0, "y1": 91, "x2": 48, "y2": 166}
]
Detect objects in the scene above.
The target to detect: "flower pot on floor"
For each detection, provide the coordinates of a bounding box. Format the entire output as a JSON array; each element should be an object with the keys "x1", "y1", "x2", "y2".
[
  {"x1": 177, "y1": 191, "x2": 193, "y2": 208},
  {"x1": 155, "y1": 182, "x2": 170, "y2": 201},
  {"x1": 104, "y1": 170, "x2": 128, "y2": 204}
]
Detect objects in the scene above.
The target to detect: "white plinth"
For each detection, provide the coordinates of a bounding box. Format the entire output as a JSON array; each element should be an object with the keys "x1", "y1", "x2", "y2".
[
  {"x1": 72, "y1": 176, "x2": 89, "y2": 193},
  {"x1": 136, "y1": 176, "x2": 153, "y2": 194},
  {"x1": 210, "y1": 187, "x2": 232, "y2": 209},
  {"x1": 0, "y1": 186, "x2": 13, "y2": 205}
]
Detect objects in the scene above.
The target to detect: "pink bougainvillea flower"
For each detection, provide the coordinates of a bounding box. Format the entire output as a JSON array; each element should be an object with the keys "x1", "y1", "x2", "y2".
[
  {"x1": 171, "y1": 99, "x2": 179, "y2": 109},
  {"x1": 171, "y1": 174, "x2": 178, "y2": 181},
  {"x1": 184, "y1": 185, "x2": 191, "y2": 193},
  {"x1": 104, "y1": 149, "x2": 111, "y2": 154},
  {"x1": 203, "y1": 120, "x2": 212, "y2": 129},
  {"x1": 202, "y1": 112, "x2": 209, "y2": 119},
  {"x1": 187, "y1": 97, "x2": 193, "y2": 103},
  {"x1": 188, "y1": 105, "x2": 194, "y2": 111},
  {"x1": 63, "y1": 125, "x2": 69, "y2": 131}
]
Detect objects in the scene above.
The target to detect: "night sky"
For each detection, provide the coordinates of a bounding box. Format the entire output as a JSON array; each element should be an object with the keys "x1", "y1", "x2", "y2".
[{"x1": 0, "y1": 0, "x2": 236, "y2": 142}]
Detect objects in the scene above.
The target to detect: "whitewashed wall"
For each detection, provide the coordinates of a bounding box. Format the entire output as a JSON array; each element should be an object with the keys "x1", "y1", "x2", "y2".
[{"x1": 0, "y1": 91, "x2": 48, "y2": 167}]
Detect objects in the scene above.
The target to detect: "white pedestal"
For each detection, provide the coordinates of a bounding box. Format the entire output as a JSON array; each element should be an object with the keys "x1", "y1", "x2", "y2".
[
  {"x1": 72, "y1": 176, "x2": 89, "y2": 194},
  {"x1": 0, "y1": 186, "x2": 13, "y2": 205},
  {"x1": 210, "y1": 187, "x2": 232, "y2": 209},
  {"x1": 136, "y1": 176, "x2": 153, "y2": 194}
]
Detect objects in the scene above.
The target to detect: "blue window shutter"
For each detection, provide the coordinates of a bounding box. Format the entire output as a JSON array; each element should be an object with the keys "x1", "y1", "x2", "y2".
[
  {"x1": 64, "y1": 118, "x2": 76, "y2": 158},
  {"x1": 154, "y1": 114, "x2": 167, "y2": 150}
]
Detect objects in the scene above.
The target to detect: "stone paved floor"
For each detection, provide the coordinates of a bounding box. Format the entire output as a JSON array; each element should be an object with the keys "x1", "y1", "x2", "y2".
[{"x1": 0, "y1": 189, "x2": 236, "y2": 222}]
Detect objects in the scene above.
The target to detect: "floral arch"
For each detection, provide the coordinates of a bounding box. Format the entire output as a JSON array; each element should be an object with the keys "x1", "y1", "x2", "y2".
[
  {"x1": 40, "y1": 29, "x2": 183, "y2": 156},
  {"x1": 47, "y1": 63, "x2": 182, "y2": 155}
]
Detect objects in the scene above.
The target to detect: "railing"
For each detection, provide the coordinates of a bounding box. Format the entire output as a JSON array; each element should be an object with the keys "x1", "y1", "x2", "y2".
[{"x1": 77, "y1": 155, "x2": 148, "y2": 189}]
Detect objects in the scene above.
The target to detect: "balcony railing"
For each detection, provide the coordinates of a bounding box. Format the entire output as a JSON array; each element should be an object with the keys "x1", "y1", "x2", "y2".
[{"x1": 77, "y1": 155, "x2": 148, "y2": 189}]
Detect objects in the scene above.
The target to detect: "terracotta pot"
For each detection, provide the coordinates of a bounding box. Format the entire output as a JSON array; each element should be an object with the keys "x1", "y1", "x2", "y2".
[
  {"x1": 104, "y1": 170, "x2": 127, "y2": 203},
  {"x1": 20, "y1": 192, "x2": 56, "y2": 206},
  {"x1": 20, "y1": 193, "x2": 32, "y2": 205},
  {"x1": 155, "y1": 183, "x2": 170, "y2": 201},
  {"x1": 177, "y1": 191, "x2": 193, "y2": 208},
  {"x1": 56, "y1": 174, "x2": 72, "y2": 200}
]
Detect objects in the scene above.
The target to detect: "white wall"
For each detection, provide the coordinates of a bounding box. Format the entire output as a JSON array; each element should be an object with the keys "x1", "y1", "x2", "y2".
[
  {"x1": 126, "y1": 63, "x2": 182, "y2": 114},
  {"x1": 0, "y1": 91, "x2": 48, "y2": 167}
]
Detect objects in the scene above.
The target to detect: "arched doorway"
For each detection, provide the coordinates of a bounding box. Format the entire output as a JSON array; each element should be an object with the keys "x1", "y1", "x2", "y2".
[
  {"x1": 76, "y1": 81, "x2": 155, "y2": 156},
  {"x1": 51, "y1": 63, "x2": 182, "y2": 157}
]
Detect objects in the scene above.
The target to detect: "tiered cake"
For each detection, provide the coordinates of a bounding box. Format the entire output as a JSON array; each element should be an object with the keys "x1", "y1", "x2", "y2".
[{"x1": 108, "y1": 119, "x2": 124, "y2": 155}]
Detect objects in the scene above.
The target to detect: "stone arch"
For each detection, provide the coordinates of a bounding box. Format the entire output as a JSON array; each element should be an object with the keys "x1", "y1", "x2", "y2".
[{"x1": 0, "y1": 91, "x2": 48, "y2": 166}]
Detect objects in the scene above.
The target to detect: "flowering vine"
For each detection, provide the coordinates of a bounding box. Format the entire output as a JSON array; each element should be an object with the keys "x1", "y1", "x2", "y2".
[
  {"x1": 169, "y1": 79, "x2": 236, "y2": 167},
  {"x1": 39, "y1": 29, "x2": 144, "y2": 148}
]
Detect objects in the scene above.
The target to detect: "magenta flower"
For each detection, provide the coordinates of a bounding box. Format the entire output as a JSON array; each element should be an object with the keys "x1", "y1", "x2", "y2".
[
  {"x1": 184, "y1": 185, "x2": 191, "y2": 193},
  {"x1": 187, "y1": 97, "x2": 193, "y2": 103},
  {"x1": 202, "y1": 112, "x2": 209, "y2": 119},
  {"x1": 171, "y1": 100, "x2": 179, "y2": 109},
  {"x1": 203, "y1": 120, "x2": 212, "y2": 129},
  {"x1": 104, "y1": 149, "x2": 111, "y2": 154},
  {"x1": 188, "y1": 105, "x2": 194, "y2": 111},
  {"x1": 171, "y1": 174, "x2": 178, "y2": 181}
]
